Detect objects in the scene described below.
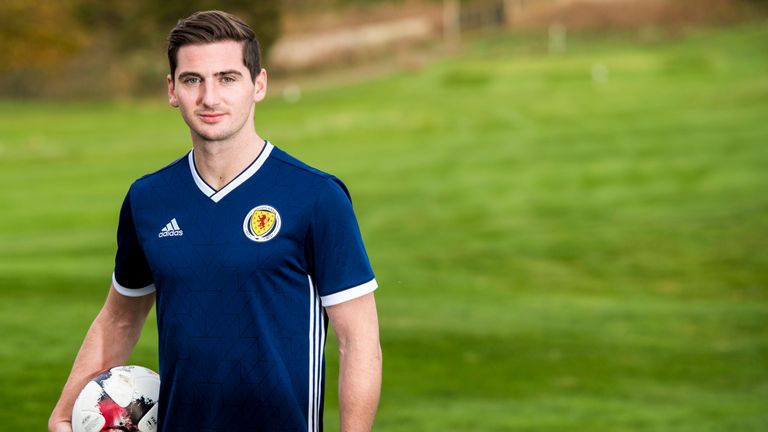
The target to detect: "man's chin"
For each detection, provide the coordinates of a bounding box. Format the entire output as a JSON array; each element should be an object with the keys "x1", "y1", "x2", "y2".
[{"x1": 192, "y1": 129, "x2": 231, "y2": 143}]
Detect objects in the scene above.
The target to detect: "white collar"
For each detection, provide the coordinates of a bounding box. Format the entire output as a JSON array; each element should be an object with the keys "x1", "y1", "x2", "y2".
[{"x1": 188, "y1": 141, "x2": 274, "y2": 203}]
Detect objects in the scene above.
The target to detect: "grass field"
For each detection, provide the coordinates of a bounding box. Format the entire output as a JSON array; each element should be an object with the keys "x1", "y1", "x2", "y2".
[{"x1": 1, "y1": 21, "x2": 767, "y2": 431}]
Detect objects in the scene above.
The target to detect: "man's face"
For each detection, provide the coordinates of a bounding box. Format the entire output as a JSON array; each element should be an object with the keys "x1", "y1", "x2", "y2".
[{"x1": 167, "y1": 40, "x2": 266, "y2": 143}]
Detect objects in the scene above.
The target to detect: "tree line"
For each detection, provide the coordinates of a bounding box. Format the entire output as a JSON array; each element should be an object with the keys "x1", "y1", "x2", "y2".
[{"x1": 0, "y1": 0, "x2": 281, "y2": 98}]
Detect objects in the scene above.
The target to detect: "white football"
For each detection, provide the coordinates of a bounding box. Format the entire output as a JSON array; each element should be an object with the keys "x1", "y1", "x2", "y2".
[{"x1": 71, "y1": 365, "x2": 160, "y2": 432}]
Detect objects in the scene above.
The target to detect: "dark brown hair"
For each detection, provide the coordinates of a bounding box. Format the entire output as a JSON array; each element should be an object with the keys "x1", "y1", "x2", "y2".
[{"x1": 167, "y1": 10, "x2": 261, "y2": 82}]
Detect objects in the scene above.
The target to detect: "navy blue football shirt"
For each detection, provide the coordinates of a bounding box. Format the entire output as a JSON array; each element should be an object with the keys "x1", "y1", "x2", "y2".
[{"x1": 112, "y1": 141, "x2": 377, "y2": 431}]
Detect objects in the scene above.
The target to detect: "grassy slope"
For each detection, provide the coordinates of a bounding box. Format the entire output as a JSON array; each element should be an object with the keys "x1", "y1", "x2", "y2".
[{"x1": 0, "y1": 22, "x2": 766, "y2": 430}]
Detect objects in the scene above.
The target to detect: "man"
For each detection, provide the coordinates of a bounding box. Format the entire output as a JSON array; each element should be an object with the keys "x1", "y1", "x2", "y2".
[{"x1": 49, "y1": 10, "x2": 381, "y2": 432}]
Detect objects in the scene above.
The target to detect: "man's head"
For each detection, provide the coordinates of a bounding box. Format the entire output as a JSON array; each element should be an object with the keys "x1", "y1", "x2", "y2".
[
  {"x1": 165, "y1": 11, "x2": 268, "y2": 144},
  {"x1": 167, "y1": 10, "x2": 261, "y2": 83}
]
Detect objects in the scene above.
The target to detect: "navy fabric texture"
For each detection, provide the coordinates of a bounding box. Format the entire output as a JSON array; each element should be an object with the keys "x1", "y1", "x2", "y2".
[{"x1": 113, "y1": 144, "x2": 375, "y2": 431}]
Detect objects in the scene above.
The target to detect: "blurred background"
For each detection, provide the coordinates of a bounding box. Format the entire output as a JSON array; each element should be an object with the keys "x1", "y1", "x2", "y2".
[{"x1": 1, "y1": 0, "x2": 767, "y2": 430}]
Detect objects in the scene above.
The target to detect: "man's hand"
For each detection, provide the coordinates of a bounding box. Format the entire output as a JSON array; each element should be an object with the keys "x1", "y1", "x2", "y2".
[{"x1": 48, "y1": 419, "x2": 72, "y2": 432}]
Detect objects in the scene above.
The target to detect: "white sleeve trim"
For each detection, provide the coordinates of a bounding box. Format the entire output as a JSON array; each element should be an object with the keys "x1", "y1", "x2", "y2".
[
  {"x1": 112, "y1": 272, "x2": 156, "y2": 297},
  {"x1": 320, "y1": 278, "x2": 378, "y2": 307}
]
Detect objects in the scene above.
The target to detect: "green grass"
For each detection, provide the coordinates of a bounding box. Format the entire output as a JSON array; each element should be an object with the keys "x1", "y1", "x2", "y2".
[{"x1": 1, "y1": 22, "x2": 767, "y2": 431}]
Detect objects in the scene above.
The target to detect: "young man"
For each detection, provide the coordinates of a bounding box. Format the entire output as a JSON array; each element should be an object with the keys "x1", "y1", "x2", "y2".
[{"x1": 49, "y1": 10, "x2": 381, "y2": 432}]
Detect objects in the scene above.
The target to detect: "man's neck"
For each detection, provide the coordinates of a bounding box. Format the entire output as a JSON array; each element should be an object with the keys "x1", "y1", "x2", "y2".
[{"x1": 192, "y1": 132, "x2": 265, "y2": 191}]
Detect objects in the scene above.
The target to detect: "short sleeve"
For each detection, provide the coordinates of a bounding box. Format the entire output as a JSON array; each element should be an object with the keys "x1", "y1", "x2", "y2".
[
  {"x1": 308, "y1": 177, "x2": 376, "y2": 307},
  {"x1": 113, "y1": 190, "x2": 155, "y2": 297}
]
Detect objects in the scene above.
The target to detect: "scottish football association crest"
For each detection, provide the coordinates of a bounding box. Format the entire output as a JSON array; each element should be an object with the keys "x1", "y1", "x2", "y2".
[{"x1": 243, "y1": 205, "x2": 281, "y2": 242}]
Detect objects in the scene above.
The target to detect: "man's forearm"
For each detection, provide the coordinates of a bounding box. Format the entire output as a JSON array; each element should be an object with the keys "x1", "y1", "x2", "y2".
[
  {"x1": 49, "y1": 287, "x2": 154, "y2": 430},
  {"x1": 326, "y1": 293, "x2": 382, "y2": 432},
  {"x1": 337, "y1": 338, "x2": 382, "y2": 432}
]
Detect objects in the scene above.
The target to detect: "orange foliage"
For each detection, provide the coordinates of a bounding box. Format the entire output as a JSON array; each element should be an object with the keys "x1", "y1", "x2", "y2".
[{"x1": 0, "y1": 0, "x2": 89, "y2": 74}]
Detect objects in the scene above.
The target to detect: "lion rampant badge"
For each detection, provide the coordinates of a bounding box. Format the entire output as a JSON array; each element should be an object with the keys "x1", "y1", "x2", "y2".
[{"x1": 243, "y1": 205, "x2": 281, "y2": 242}]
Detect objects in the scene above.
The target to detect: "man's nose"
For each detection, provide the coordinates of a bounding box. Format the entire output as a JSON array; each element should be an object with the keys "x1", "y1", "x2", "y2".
[{"x1": 200, "y1": 80, "x2": 220, "y2": 107}]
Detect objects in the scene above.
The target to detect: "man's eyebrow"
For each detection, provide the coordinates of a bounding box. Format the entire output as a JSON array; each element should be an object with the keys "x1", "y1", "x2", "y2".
[
  {"x1": 215, "y1": 70, "x2": 243, "y2": 77},
  {"x1": 177, "y1": 71, "x2": 202, "y2": 80}
]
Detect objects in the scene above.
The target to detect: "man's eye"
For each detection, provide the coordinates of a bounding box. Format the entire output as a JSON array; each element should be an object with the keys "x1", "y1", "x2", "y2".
[
  {"x1": 221, "y1": 76, "x2": 236, "y2": 83},
  {"x1": 183, "y1": 77, "x2": 200, "y2": 84}
]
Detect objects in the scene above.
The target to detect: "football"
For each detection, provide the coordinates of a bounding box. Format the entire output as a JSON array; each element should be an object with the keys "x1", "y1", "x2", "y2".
[{"x1": 71, "y1": 365, "x2": 160, "y2": 432}]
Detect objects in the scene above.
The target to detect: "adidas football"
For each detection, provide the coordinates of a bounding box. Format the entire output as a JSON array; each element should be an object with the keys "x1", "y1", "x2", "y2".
[{"x1": 71, "y1": 365, "x2": 160, "y2": 432}]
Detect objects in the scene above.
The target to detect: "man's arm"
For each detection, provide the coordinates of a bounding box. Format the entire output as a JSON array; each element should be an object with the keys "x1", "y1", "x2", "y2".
[
  {"x1": 326, "y1": 292, "x2": 382, "y2": 432},
  {"x1": 48, "y1": 285, "x2": 155, "y2": 432}
]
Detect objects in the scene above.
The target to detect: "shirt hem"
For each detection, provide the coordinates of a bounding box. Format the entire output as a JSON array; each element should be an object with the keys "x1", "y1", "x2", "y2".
[
  {"x1": 112, "y1": 272, "x2": 156, "y2": 297},
  {"x1": 320, "y1": 278, "x2": 378, "y2": 307}
]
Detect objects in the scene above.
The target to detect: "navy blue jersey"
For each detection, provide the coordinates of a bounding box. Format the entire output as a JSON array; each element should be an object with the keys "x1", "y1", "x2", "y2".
[{"x1": 112, "y1": 142, "x2": 376, "y2": 431}]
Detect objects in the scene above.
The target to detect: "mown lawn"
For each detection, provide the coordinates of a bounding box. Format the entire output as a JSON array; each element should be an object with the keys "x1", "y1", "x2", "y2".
[{"x1": 0, "y1": 21, "x2": 766, "y2": 431}]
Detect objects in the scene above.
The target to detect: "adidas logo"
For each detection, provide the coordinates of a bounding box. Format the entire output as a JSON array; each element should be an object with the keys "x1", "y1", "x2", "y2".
[{"x1": 158, "y1": 218, "x2": 184, "y2": 238}]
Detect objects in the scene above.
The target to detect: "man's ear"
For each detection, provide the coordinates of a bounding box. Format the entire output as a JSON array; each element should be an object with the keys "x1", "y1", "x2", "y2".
[
  {"x1": 167, "y1": 74, "x2": 179, "y2": 107},
  {"x1": 253, "y1": 68, "x2": 268, "y2": 103}
]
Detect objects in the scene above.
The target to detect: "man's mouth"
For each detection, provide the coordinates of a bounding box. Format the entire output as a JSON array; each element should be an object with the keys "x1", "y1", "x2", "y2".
[{"x1": 198, "y1": 113, "x2": 226, "y2": 123}]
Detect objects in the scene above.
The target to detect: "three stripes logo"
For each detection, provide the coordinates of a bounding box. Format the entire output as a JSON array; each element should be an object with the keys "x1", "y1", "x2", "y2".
[{"x1": 158, "y1": 218, "x2": 183, "y2": 238}]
